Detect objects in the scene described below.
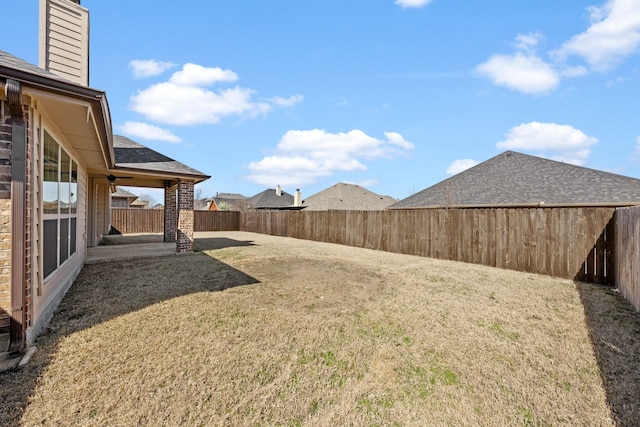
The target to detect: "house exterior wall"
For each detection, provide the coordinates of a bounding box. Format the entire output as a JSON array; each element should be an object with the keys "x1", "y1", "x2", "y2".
[
  {"x1": 96, "y1": 183, "x2": 109, "y2": 242},
  {"x1": 28, "y1": 107, "x2": 87, "y2": 345},
  {"x1": 177, "y1": 181, "x2": 194, "y2": 252},
  {"x1": 0, "y1": 99, "x2": 13, "y2": 336},
  {"x1": 164, "y1": 184, "x2": 177, "y2": 242},
  {"x1": 39, "y1": 0, "x2": 90, "y2": 86},
  {"x1": 0, "y1": 96, "x2": 33, "y2": 347},
  {"x1": 111, "y1": 197, "x2": 129, "y2": 208}
]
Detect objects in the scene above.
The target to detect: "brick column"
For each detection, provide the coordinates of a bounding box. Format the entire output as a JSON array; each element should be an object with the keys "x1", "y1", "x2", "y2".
[
  {"x1": 177, "y1": 181, "x2": 194, "y2": 253},
  {"x1": 164, "y1": 183, "x2": 177, "y2": 243}
]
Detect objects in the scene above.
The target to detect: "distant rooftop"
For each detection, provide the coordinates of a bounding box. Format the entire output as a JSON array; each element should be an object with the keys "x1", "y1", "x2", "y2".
[
  {"x1": 303, "y1": 183, "x2": 397, "y2": 211},
  {"x1": 390, "y1": 150, "x2": 640, "y2": 209}
]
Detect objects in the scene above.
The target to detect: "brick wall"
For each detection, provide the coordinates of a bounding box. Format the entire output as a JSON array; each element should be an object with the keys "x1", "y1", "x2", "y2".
[
  {"x1": 164, "y1": 184, "x2": 177, "y2": 242},
  {"x1": 177, "y1": 181, "x2": 194, "y2": 253},
  {"x1": 0, "y1": 99, "x2": 32, "y2": 338},
  {"x1": 0, "y1": 100, "x2": 12, "y2": 334}
]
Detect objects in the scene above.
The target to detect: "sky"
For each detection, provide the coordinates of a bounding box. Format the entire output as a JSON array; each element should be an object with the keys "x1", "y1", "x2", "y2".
[{"x1": 5, "y1": 0, "x2": 640, "y2": 203}]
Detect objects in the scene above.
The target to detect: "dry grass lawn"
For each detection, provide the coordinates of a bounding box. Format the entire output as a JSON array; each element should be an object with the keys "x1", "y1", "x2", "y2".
[{"x1": 1, "y1": 231, "x2": 639, "y2": 426}]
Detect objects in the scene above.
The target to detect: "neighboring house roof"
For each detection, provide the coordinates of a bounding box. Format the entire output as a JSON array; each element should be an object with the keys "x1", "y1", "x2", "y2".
[
  {"x1": 390, "y1": 150, "x2": 640, "y2": 209},
  {"x1": 302, "y1": 183, "x2": 397, "y2": 210},
  {"x1": 206, "y1": 193, "x2": 249, "y2": 211},
  {"x1": 113, "y1": 135, "x2": 209, "y2": 183},
  {"x1": 249, "y1": 188, "x2": 296, "y2": 210},
  {"x1": 194, "y1": 199, "x2": 208, "y2": 210},
  {"x1": 129, "y1": 199, "x2": 148, "y2": 208},
  {"x1": 216, "y1": 193, "x2": 247, "y2": 199},
  {"x1": 111, "y1": 187, "x2": 139, "y2": 203},
  {"x1": 208, "y1": 198, "x2": 241, "y2": 210}
]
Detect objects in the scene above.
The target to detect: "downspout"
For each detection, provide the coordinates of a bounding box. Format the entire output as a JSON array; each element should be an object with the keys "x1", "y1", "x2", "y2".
[{"x1": 6, "y1": 79, "x2": 27, "y2": 354}]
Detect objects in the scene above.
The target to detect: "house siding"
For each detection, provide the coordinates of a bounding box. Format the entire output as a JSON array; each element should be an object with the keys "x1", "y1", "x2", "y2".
[
  {"x1": 28, "y1": 115, "x2": 86, "y2": 345},
  {"x1": 39, "y1": 0, "x2": 90, "y2": 86},
  {"x1": 111, "y1": 198, "x2": 129, "y2": 208}
]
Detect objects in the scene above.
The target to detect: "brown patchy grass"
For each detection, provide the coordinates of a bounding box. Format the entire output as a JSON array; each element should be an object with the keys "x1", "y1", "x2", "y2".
[{"x1": 1, "y1": 231, "x2": 639, "y2": 426}]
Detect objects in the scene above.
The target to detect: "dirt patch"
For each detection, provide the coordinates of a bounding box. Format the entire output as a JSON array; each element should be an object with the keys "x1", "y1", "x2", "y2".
[{"x1": 2, "y1": 231, "x2": 639, "y2": 426}]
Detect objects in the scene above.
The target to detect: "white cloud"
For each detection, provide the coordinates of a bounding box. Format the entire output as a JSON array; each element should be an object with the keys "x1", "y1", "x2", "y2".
[
  {"x1": 384, "y1": 132, "x2": 415, "y2": 150},
  {"x1": 245, "y1": 129, "x2": 414, "y2": 187},
  {"x1": 129, "y1": 59, "x2": 176, "y2": 78},
  {"x1": 513, "y1": 32, "x2": 543, "y2": 53},
  {"x1": 119, "y1": 121, "x2": 182, "y2": 143},
  {"x1": 478, "y1": 3, "x2": 640, "y2": 93},
  {"x1": 129, "y1": 63, "x2": 303, "y2": 126},
  {"x1": 169, "y1": 63, "x2": 238, "y2": 86},
  {"x1": 395, "y1": 0, "x2": 433, "y2": 8},
  {"x1": 446, "y1": 159, "x2": 479, "y2": 175},
  {"x1": 268, "y1": 95, "x2": 305, "y2": 107},
  {"x1": 552, "y1": 0, "x2": 640, "y2": 71},
  {"x1": 497, "y1": 122, "x2": 599, "y2": 165},
  {"x1": 475, "y1": 52, "x2": 559, "y2": 94}
]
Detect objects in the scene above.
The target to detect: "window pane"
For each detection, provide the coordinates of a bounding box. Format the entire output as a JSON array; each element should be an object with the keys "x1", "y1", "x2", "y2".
[
  {"x1": 60, "y1": 218, "x2": 69, "y2": 264},
  {"x1": 60, "y1": 150, "x2": 71, "y2": 215},
  {"x1": 70, "y1": 218, "x2": 77, "y2": 255},
  {"x1": 43, "y1": 220, "x2": 58, "y2": 277},
  {"x1": 43, "y1": 132, "x2": 59, "y2": 215},
  {"x1": 70, "y1": 160, "x2": 78, "y2": 214}
]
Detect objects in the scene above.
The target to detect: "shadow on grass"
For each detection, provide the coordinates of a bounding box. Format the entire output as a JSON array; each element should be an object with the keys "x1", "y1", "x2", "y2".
[
  {"x1": 99, "y1": 233, "x2": 164, "y2": 246},
  {"x1": 0, "y1": 252, "x2": 259, "y2": 426},
  {"x1": 194, "y1": 237, "x2": 256, "y2": 251},
  {"x1": 576, "y1": 281, "x2": 640, "y2": 426}
]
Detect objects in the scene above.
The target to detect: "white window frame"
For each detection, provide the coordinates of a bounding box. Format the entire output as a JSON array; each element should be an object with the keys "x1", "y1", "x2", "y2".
[{"x1": 42, "y1": 129, "x2": 78, "y2": 279}]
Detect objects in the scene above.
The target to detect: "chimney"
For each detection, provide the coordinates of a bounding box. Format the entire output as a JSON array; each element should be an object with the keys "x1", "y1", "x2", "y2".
[
  {"x1": 39, "y1": 0, "x2": 90, "y2": 86},
  {"x1": 276, "y1": 185, "x2": 282, "y2": 196},
  {"x1": 294, "y1": 189, "x2": 302, "y2": 207}
]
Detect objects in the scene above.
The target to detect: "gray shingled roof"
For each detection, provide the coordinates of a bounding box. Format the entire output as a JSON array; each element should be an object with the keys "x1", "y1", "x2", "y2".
[
  {"x1": 111, "y1": 187, "x2": 138, "y2": 201},
  {"x1": 215, "y1": 193, "x2": 247, "y2": 199},
  {"x1": 390, "y1": 150, "x2": 640, "y2": 209},
  {"x1": 302, "y1": 183, "x2": 397, "y2": 211},
  {"x1": 113, "y1": 135, "x2": 209, "y2": 180},
  {"x1": 249, "y1": 188, "x2": 295, "y2": 209},
  {"x1": 0, "y1": 49, "x2": 75, "y2": 84}
]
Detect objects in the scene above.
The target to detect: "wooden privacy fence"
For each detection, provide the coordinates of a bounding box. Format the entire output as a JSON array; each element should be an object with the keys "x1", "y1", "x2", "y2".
[
  {"x1": 614, "y1": 206, "x2": 640, "y2": 311},
  {"x1": 111, "y1": 207, "x2": 635, "y2": 304},
  {"x1": 194, "y1": 211, "x2": 240, "y2": 232},
  {"x1": 240, "y1": 208, "x2": 616, "y2": 285},
  {"x1": 111, "y1": 208, "x2": 164, "y2": 234}
]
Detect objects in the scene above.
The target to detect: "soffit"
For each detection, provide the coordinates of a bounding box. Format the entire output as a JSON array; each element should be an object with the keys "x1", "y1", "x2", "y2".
[{"x1": 28, "y1": 87, "x2": 110, "y2": 174}]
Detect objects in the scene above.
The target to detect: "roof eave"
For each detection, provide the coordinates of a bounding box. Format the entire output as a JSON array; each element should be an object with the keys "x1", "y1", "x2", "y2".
[
  {"x1": 112, "y1": 165, "x2": 211, "y2": 184},
  {"x1": 0, "y1": 65, "x2": 114, "y2": 167}
]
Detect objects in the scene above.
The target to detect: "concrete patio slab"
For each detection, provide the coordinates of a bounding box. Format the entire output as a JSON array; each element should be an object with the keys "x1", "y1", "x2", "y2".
[{"x1": 86, "y1": 242, "x2": 178, "y2": 264}]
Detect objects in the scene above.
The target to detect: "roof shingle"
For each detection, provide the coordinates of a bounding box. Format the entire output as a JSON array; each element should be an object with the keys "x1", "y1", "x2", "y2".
[
  {"x1": 113, "y1": 135, "x2": 209, "y2": 180},
  {"x1": 390, "y1": 150, "x2": 640, "y2": 208}
]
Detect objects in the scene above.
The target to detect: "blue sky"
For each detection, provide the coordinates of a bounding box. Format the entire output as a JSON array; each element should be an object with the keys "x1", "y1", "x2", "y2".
[{"x1": 6, "y1": 0, "x2": 640, "y2": 202}]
